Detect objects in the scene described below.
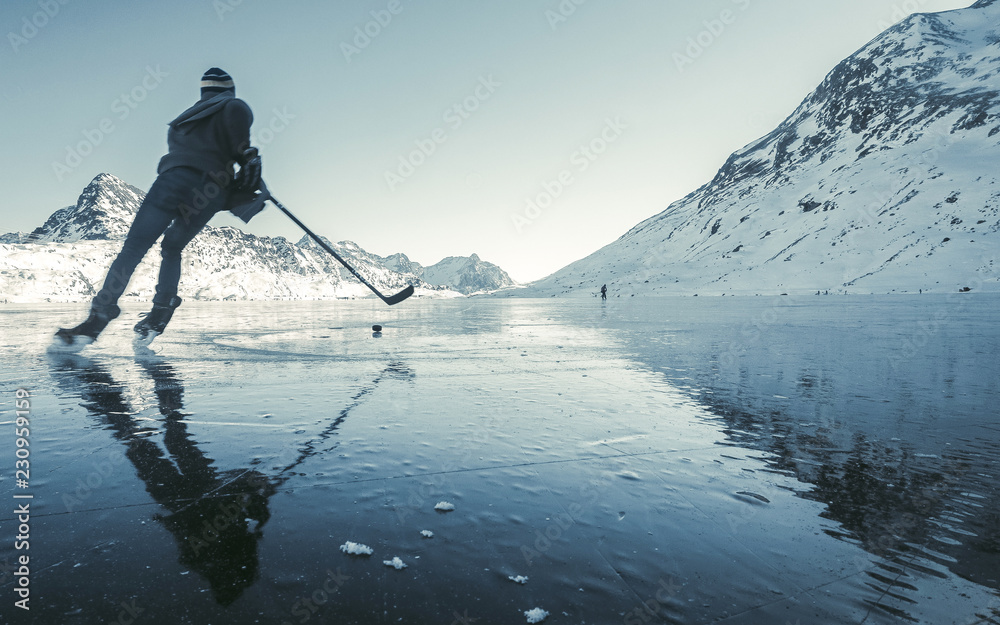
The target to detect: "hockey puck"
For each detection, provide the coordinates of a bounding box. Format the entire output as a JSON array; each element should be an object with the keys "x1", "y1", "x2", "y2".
[{"x1": 372, "y1": 325, "x2": 382, "y2": 332}]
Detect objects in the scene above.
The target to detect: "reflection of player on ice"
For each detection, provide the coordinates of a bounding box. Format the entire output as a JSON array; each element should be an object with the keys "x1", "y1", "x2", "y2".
[
  {"x1": 600, "y1": 284, "x2": 607, "y2": 300},
  {"x1": 49, "y1": 354, "x2": 276, "y2": 605}
]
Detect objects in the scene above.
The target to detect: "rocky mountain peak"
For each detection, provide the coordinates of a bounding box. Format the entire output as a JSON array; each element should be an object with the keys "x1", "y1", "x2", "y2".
[{"x1": 27, "y1": 173, "x2": 144, "y2": 243}]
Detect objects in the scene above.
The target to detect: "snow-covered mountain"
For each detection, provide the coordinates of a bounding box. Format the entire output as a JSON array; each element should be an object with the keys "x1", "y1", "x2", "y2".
[
  {"x1": 517, "y1": 0, "x2": 1000, "y2": 297},
  {"x1": 422, "y1": 254, "x2": 514, "y2": 295},
  {"x1": 0, "y1": 174, "x2": 514, "y2": 303},
  {"x1": 27, "y1": 174, "x2": 144, "y2": 243},
  {"x1": 377, "y1": 251, "x2": 514, "y2": 295}
]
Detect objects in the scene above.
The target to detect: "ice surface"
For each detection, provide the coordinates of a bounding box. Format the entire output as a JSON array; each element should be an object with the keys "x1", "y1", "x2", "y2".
[{"x1": 0, "y1": 297, "x2": 997, "y2": 624}]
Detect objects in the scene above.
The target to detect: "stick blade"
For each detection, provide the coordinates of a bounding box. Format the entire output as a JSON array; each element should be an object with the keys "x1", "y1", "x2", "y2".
[{"x1": 382, "y1": 284, "x2": 414, "y2": 306}]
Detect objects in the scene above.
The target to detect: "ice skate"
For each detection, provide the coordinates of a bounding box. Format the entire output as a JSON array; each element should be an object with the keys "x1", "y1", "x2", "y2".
[
  {"x1": 133, "y1": 296, "x2": 182, "y2": 348},
  {"x1": 50, "y1": 305, "x2": 120, "y2": 353}
]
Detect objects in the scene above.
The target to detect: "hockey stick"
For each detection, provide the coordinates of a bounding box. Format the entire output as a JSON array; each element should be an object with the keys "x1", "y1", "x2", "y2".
[{"x1": 262, "y1": 182, "x2": 414, "y2": 306}]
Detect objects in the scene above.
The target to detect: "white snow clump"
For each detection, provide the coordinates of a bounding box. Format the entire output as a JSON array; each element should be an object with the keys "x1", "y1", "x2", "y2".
[
  {"x1": 383, "y1": 556, "x2": 407, "y2": 570},
  {"x1": 339, "y1": 541, "x2": 373, "y2": 556}
]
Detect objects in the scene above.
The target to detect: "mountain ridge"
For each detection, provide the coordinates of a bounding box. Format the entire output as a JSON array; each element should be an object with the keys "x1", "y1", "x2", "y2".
[
  {"x1": 511, "y1": 0, "x2": 1000, "y2": 297},
  {"x1": 0, "y1": 174, "x2": 515, "y2": 303}
]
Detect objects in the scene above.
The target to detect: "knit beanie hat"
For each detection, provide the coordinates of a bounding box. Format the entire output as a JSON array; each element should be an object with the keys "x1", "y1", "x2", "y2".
[{"x1": 200, "y1": 68, "x2": 235, "y2": 96}]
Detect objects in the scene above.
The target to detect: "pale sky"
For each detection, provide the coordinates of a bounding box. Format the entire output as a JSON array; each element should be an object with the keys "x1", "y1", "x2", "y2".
[{"x1": 0, "y1": 0, "x2": 972, "y2": 282}]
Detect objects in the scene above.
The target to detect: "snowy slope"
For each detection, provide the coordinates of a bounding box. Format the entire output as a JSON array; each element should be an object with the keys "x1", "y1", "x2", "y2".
[
  {"x1": 518, "y1": 0, "x2": 1000, "y2": 297},
  {"x1": 0, "y1": 174, "x2": 144, "y2": 245},
  {"x1": 380, "y1": 252, "x2": 425, "y2": 276},
  {"x1": 383, "y1": 252, "x2": 515, "y2": 295},
  {"x1": 362, "y1": 249, "x2": 515, "y2": 295},
  {"x1": 0, "y1": 174, "x2": 512, "y2": 303},
  {"x1": 419, "y1": 254, "x2": 515, "y2": 295}
]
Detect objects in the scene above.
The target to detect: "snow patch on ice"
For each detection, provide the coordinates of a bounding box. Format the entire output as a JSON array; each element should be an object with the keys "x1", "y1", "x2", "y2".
[
  {"x1": 420, "y1": 530, "x2": 434, "y2": 538},
  {"x1": 434, "y1": 501, "x2": 456, "y2": 511},
  {"x1": 339, "y1": 541, "x2": 373, "y2": 556},
  {"x1": 383, "y1": 556, "x2": 407, "y2": 570},
  {"x1": 524, "y1": 607, "x2": 549, "y2": 623},
  {"x1": 509, "y1": 575, "x2": 529, "y2": 584}
]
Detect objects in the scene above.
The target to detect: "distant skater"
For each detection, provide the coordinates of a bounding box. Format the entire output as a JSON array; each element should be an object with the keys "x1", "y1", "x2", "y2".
[
  {"x1": 53, "y1": 68, "x2": 264, "y2": 350},
  {"x1": 600, "y1": 284, "x2": 607, "y2": 300}
]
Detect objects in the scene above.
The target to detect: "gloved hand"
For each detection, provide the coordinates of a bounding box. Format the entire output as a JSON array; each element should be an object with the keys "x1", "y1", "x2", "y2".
[
  {"x1": 227, "y1": 178, "x2": 271, "y2": 224},
  {"x1": 235, "y1": 147, "x2": 262, "y2": 192}
]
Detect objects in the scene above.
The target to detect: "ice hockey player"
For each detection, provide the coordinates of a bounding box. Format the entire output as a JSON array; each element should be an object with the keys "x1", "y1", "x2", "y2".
[{"x1": 53, "y1": 68, "x2": 266, "y2": 350}]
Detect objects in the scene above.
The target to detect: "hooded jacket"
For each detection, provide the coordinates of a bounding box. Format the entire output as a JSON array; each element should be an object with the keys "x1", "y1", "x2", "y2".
[{"x1": 157, "y1": 92, "x2": 253, "y2": 178}]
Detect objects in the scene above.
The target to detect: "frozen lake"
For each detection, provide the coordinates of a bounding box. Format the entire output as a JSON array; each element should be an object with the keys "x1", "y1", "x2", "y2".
[{"x1": 1, "y1": 296, "x2": 998, "y2": 624}]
